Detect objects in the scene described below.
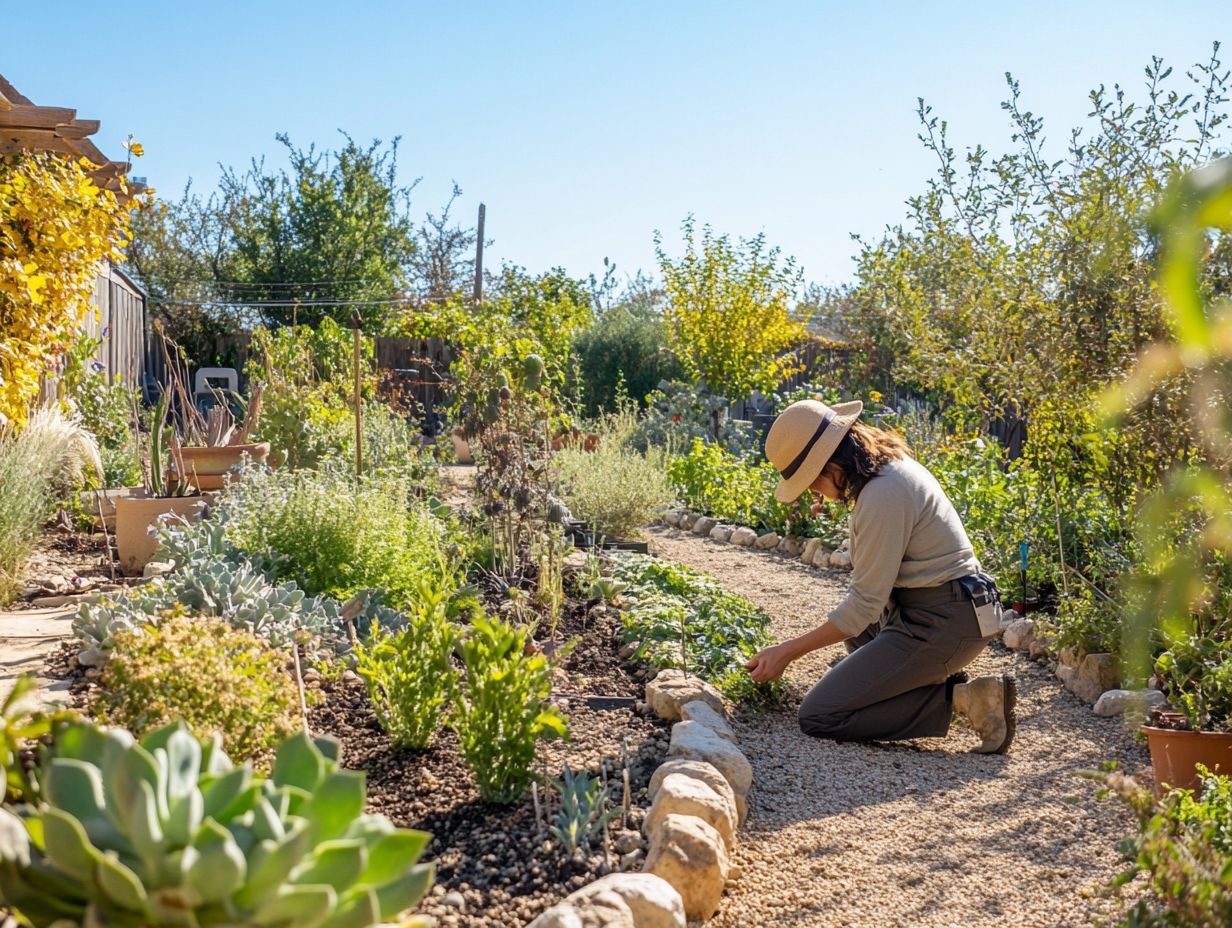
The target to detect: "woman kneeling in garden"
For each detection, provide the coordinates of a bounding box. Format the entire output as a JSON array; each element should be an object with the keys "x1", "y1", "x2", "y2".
[{"x1": 745, "y1": 399, "x2": 1016, "y2": 754}]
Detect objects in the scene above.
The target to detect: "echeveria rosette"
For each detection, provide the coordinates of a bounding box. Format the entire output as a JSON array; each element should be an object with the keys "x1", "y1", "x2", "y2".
[{"x1": 0, "y1": 721, "x2": 433, "y2": 927}]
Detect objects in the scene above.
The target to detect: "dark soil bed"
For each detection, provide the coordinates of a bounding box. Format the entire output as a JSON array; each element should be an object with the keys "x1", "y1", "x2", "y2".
[
  {"x1": 43, "y1": 581, "x2": 667, "y2": 927},
  {"x1": 308, "y1": 598, "x2": 670, "y2": 928}
]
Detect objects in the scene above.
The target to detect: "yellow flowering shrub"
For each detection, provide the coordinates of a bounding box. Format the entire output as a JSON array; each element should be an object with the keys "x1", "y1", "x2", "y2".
[{"x1": 0, "y1": 152, "x2": 141, "y2": 428}]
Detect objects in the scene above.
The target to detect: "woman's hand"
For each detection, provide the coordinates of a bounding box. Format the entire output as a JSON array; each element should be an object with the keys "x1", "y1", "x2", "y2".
[{"x1": 744, "y1": 642, "x2": 795, "y2": 682}]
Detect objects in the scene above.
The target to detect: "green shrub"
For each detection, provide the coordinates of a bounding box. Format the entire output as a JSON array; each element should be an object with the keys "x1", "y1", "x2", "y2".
[
  {"x1": 572, "y1": 304, "x2": 683, "y2": 415},
  {"x1": 0, "y1": 721, "x2": 434, "y2": 928},
  {"x1": 668, "y1": 438, "x2": 766, "y2": 525},
  {"x1": 555, "y1": 408, "x2": 674, "y2": 538},
  {"x1": 453, "y1": 614, "x2": 567, "y2": 804},
  {"x1": 1092, "y1": 766, "x2": 1232, "y2": 926},
  {"x1": 0, "y1": 407, "x2": 102, "y2": 603},
  {"x1": 355, "y1": 584, "x2": 461, "y2": 749},
  {"x1": 93, "y1": 613, "x2": 300, "y2": 764},
  {"x1": 220, "y1": 465, "x2": 455, "y2": 609},
  {"x1": 613, "y1": 555, "x2": 783, "y2": 704},
  {"x1": 71, "y1": 373, "x2": 135, "y2": 452}
]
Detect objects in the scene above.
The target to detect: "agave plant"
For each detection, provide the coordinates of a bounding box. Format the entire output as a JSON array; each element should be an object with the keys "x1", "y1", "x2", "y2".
[{"x1": 0, "y1": 721, "x2": 433, "y2": 927}]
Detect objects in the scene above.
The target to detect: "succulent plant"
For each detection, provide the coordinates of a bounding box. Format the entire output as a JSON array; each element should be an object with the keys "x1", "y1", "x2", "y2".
[{"x1": 0, "y1": 721, "x2": 434, "y2": 927}]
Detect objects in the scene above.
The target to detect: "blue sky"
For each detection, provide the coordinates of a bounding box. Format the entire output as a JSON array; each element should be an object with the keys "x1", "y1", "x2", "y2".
[{"x1": 6, "y1": 2, "x2": 1229, "y2": 287}]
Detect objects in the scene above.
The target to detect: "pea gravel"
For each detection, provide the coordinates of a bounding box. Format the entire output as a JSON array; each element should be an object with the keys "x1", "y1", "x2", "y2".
[{"x1": 646, "y1": 525, "x2": 1150, "y2": 928}]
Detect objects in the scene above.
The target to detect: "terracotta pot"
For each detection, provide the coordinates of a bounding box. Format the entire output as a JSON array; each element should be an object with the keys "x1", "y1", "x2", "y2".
[
  {"x1": 175, "y1": 442, "x2": 270, "y2": 478},
  {"x1": 1143, "y1": 724, "x2": 1232, "y2": 793},
  {"x1": 449, "y1": 429, "x2": 474, "y2": 465},
  {"x1": 114, "y1": 492, "x2": 206, "y2": 575}
]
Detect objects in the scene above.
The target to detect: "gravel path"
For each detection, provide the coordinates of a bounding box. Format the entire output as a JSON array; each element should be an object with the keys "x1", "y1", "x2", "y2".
[{"x1": 646, "y1": 526, "x2": 1149, "y2": 928}]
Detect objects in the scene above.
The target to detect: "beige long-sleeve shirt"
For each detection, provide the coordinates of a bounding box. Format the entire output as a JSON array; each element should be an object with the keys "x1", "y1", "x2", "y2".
[{"x1": 827, "y1": 456, "x2": 980, "y2": 636}]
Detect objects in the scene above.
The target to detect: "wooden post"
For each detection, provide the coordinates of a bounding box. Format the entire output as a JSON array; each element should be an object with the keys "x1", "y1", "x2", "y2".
[
  {"x1": 350, "y1": 310, "x2": 363, "y2": 478},
  {"x1": 473, "y1": 202, "x2": 486, "y2": 307}
]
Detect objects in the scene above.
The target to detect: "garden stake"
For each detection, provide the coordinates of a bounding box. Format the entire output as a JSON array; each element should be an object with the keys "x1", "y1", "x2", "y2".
[
  {"x1": 95, "y1": 491, "x2": 116, "y2": 582},
  {"x1": 532, "y1": 781, "x2": 544, "y2": 836},
  {"x1": 290, "y1": 641, "x2": 309, "y2": 734},
  {"x1": 350, "y1": 309, "x2": 364, "y2": 479},
  {"x1": 1050, "y1": 467, "x2": 1070, "y2": 598},
  {"x1": 599, "y1": 759, "x2": 613, "y2": 871},
  {"x1": 1019, "y1": 541, "x2": 1028, "y2": 613},
  {"x1": 620, "y1": 737, "x2": 631, "y2": 830}
]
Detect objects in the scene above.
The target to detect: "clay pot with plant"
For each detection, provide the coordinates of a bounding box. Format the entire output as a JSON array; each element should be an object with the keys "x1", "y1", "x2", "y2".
[
  {"x1": 154, "y1": 328, "x2": 269, "y2": 491},
  {"x1": 113, "y1": 392, "x2": 206, "y2": 574},
  {"x1": 1143, "y1": 628, "x2": 1232, "y2": 793}
]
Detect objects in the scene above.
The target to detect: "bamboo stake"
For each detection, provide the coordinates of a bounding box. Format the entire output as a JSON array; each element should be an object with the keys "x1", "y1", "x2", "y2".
[{"x1": 350, "y1": 310, "x2": 363, "y2": 479}]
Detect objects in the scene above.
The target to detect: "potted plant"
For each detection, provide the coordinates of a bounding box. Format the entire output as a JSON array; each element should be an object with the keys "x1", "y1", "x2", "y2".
[
  {"x1": 155, "y1": 327, "x2": 269, "y2": 490},
  {"x1": 113, "y1": 393, "x2": 205, "y2": 574},
  {"x1": 1143, "y1": 627, "x2": 1232, "y2": 793}
]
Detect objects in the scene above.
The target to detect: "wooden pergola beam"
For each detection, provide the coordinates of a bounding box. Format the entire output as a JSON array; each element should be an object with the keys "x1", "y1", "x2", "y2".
[
  {"x1": 0, "y1": 103, "x2": 77, "y2": 129},
  {"x1": 55, "y1": 119, "x2": 100, "y2": 140}
]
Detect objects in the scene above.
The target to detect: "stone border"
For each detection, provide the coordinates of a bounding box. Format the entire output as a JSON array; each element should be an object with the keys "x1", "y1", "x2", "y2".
[
  {"x1": 661, "y1": 510, "x2": 853, "y2": 571},
  {"x1": 528, "y1": 668, "x2": 753, "y2": 926},
  {"x1": 1000, "y1": 614, "x2": 1165, "y2": 718}
]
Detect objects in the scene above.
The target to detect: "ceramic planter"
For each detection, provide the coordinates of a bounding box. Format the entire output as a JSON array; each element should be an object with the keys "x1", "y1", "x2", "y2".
[
  {"x1": 172, "y1": 442, "x2": 270, "y2": 490},
  {"x1": 1143, "y1": 723, "x2": 1232, "y2": 793},
  {"x1": 114, "y1": 492, "x2": 206, "y2": 574}
]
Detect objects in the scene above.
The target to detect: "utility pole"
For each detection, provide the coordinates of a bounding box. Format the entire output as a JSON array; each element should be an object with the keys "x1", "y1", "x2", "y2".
[{"x1": 473, "y1": 202, "x2": 486, "y2": 308}]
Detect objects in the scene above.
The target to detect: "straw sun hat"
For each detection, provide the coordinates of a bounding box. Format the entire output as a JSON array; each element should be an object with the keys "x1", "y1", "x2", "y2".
[{"x1": 765, "y1": 399, "x2": 864, "y2": 503}]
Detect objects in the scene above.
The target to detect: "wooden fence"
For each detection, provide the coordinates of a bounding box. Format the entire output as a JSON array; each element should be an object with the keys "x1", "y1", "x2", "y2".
[
  {"x1": 39, "y1": 260, "x2": 148, "y2": 402},
  {"x1": 145, "y1": 332, "x2": 454, "y2": 419}
]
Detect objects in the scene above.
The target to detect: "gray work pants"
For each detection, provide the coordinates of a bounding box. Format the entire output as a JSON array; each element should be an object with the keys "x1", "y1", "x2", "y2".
[{"x1": 798, "y1": 580, "x2": 989, "y2": 742}]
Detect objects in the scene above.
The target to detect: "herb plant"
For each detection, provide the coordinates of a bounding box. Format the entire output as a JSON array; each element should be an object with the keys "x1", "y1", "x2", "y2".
[
  {"x1": 355, "y1": 583, "x2": 461, "y2": 749},
  {"x1": 614, "y1": 555, "x2": 784, "y2": 705},
  {"x1": 453, "y1": 614, "x2": 568, "y2": 804},
  {"x1": 92, "y1": 613, "x2": 301, "y2": 764}
]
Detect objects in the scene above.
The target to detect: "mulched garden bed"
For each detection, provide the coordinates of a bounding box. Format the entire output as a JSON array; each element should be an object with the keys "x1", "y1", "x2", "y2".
[
  {"x1": 40, "y1": 565, "x2": 669, "y2": 927},
  {"x1": 307, "y1": 598, "x2": 670, "y2": 928}
]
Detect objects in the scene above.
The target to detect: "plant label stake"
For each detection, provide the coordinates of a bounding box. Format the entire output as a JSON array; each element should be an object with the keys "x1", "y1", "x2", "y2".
[
  {"x1": 1019, "y1": 541, "x2": 1029, "y2": 614},
  {"x1": 349, "y1": 310, "x2": 364, "y2": 478}
]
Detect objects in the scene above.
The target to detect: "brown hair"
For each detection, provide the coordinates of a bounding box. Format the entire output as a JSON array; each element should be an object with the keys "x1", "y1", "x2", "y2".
[{"x1": 826, "y1": 422, "x2": 913, "y2": 503}]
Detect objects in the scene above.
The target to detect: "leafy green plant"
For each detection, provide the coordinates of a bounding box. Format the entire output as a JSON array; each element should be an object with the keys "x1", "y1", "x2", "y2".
[
  {"x1": 550, "y1": 765, "x2": 618, "y2": 856},
  {"x1": 613, "y1": 555, "x2": 783, "y2": 704},
  {"x1": 453, "y1": 614, "x2": 567, "y2": 804},
  {"x1": 0, "y1": 676, "x2": 75, "y2": 803},
  {"x1": 656, "y1": 217, "x2": 808, "y2": 401},
  {"x1": 629, "y1": 380, "x2": 756, "y2": 455},
  {"x1": 219, "y1": 464, "x2": 455, "y2": 609},
  {"x1": 588, "y1": 577, "x2": 628, "y2": 606},
  {"x1": 92, "y1": 613, "x2": 301, "y2": 764},
  {"x1": 668, "y1": 439, "x2": 765, "y2": 526},
  {"x1": 0, "y1": 721, "x2": 434, "y2": 927},
  {"x1": 354, "y1": 583, "x2": 461, "y2": 749},
  {"x1": 1088, "y1": 765, "x2": 1232, "y2": 926}
]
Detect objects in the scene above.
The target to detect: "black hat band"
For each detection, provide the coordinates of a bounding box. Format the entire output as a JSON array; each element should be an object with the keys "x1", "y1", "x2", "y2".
[{"x1": 780, "y1": 413, "x2": 834, "y2": 480}]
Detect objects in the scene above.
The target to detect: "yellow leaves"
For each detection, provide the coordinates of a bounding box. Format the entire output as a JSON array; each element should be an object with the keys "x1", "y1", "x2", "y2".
[
  {"x1": 25, "y1": 274, "x2": 47, "y2": 304},
  {"x1": 0, "y1": 150, "x2": 139, "y2": 427},
  {"x1": 124, "y1": 137, "x2": 144, "y2": 159}
]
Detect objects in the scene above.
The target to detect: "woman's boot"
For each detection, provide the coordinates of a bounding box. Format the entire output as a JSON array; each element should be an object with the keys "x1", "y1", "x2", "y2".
[{"x1": 953, "y1": 675, "x2": 1017, "y2": 754}]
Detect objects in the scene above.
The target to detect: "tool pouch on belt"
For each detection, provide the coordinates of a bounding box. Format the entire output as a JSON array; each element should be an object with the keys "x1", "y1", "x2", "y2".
[{"x1": 957, "y1": 572, "x2": 1003, "y2": 638}]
